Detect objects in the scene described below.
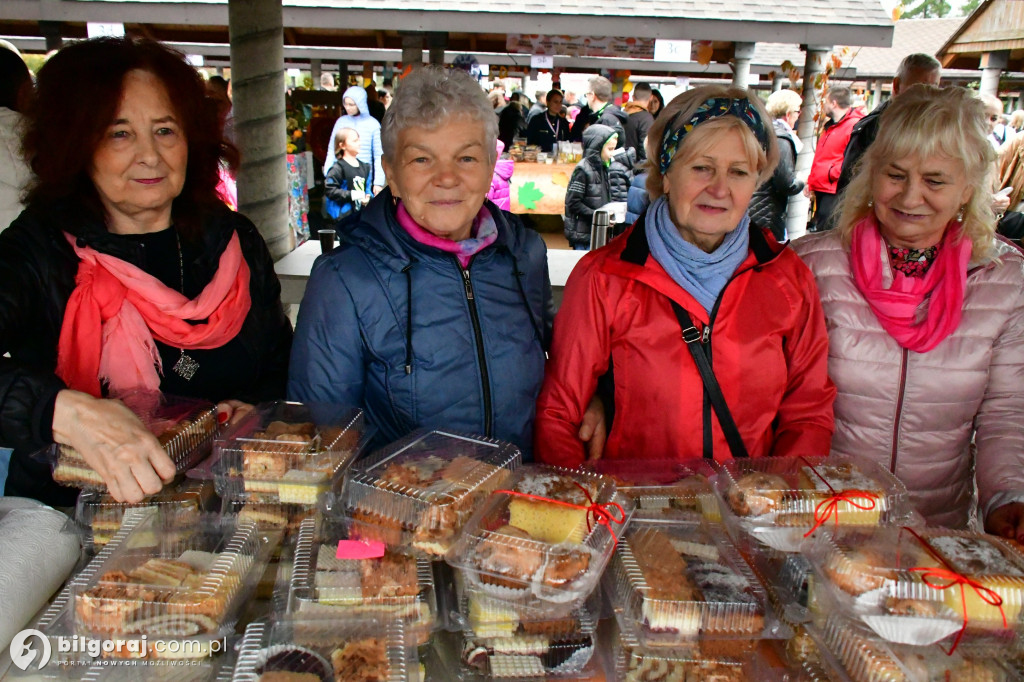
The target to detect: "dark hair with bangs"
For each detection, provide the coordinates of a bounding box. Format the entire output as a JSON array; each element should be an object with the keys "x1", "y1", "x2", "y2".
[{"x1": 22, "y1": 37, "x2": 238, "y2": 239}]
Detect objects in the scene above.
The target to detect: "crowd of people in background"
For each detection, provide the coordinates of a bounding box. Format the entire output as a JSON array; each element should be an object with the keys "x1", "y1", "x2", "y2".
[{"x1": 3, "y1": 36, "x2": 1024, "y2": 543}]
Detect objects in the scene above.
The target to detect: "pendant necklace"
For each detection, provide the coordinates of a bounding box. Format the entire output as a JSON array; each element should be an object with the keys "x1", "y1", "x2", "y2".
[{"x1": 171, "y1": 230, "x2": 200, "y2": 380}]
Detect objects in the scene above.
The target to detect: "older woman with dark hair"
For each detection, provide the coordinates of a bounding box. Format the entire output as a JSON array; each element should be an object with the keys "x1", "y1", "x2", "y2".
[
  {"x1": 794, "y1": 85, "x2": 1024, "y2": 533},
  {"x1": 536, "y1": 85, "x2": 835, "y2": 467},
  {"x1": 288, "y1": 66, "x2": 553, "y2": 455},
  {"x1": 0, "y1": 37, "x2": 292, "y2": 505}
]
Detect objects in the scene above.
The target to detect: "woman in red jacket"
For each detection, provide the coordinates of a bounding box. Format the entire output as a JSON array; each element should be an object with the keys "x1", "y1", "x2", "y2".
[{"x1": 535, "y1": 85, "x2": 836, "y2": 467}]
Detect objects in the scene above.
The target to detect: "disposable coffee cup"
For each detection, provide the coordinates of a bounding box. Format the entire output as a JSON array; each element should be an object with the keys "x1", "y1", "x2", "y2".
[
  {"x1": 351, "y1": 189, "x2": 366, "y2": 203},
  {"x1": 318, "y1": 229, "x2": 336, "y2": 253}
]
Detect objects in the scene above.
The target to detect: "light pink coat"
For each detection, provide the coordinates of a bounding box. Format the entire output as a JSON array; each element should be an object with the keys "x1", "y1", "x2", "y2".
[{"x1": 793, "y1": 230, "x2": 1024, "y2": 528}]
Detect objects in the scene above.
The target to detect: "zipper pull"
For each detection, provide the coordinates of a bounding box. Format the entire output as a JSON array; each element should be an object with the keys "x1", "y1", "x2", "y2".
[
  {"x1": 461, "y1": 268, "x2": 475, "y2": 300},
  {"x1": 701, "y1": 326, "x2": 711, "y2": 343}
]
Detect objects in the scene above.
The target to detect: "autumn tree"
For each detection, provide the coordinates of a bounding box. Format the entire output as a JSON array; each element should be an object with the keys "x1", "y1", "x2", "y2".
[{"x1": 902, "y1": 0, "x2": 953, "y2": 18}]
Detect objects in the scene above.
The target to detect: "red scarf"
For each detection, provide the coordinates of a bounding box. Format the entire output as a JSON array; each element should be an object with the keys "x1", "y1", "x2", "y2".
[
  {"x1": 850, "y1": 215, "x2": 971, "y2": 353},
  {"x1": 56, "y1": 231, "x2": 251, "y2": 396}
]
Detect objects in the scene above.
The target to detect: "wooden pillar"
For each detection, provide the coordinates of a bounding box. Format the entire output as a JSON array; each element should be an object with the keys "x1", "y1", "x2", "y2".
[
  {"x1": 732, "y1": 42, "x2": 756, "y2": 91},
  {"x1": 401, "y1": 33, "x2": 424, "y2": 73}
]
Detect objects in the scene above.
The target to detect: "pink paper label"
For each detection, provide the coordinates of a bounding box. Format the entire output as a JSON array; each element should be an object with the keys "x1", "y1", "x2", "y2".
[{"x1": 336, "y1": 539, "x2": 386, "y2": 560}]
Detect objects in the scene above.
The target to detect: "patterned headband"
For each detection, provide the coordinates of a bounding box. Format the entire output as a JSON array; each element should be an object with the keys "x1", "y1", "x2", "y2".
[{"x1": 658, "y1": 97, "x2": 770, "y2": 175}]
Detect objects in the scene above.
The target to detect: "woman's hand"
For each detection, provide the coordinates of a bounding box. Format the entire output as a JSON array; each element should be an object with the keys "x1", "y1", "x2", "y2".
[
  {"x1": 52, "y1": 389, "x2": 176, "y2": 503},
  {"x1": 985, "y1": 502, "x2": 1024, "y2": 543},
  {"x1": 578, "y1": 394, "x2": 607, "y2": 461},
  {"x1": 216, "y1": 400, "x2": 255, "y2": 428}
]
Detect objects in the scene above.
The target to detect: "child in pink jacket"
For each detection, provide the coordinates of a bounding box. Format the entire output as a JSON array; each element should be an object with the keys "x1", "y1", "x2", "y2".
[{"x1": 487, "y1": 140, "x2": 514, "y2": 211}]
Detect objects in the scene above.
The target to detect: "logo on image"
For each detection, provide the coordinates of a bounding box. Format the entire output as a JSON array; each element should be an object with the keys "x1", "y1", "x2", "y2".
[{"x1": 10, "y1": 629, "x2": 52, "y2": 671}]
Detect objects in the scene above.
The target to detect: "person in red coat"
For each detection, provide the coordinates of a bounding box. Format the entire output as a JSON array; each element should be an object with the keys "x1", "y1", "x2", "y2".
[
  {"x1": 806, "y1": 86, "x2": 864, "y2": 231},
  {"x1": 534, "y1": 85, "x2": 836, "y2": 467}
]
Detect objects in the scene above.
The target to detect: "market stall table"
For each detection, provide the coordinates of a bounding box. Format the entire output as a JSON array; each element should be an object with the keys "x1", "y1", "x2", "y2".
[
  {"x1": 509, "y1": 161, "x2": 577, "y2": 215},
  {"x1": 274, "y1": 239, "x2": 587, "y2": 306}
]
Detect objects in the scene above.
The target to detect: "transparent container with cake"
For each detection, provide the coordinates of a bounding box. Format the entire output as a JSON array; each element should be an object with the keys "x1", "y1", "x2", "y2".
[
  {"x1": 47, "y1": 391, "x2": 218, "y2": 492},
  {"x1": 612, "y1": 617, "x2": 790, "y2": 682},
  {"x1": 286, "y1": 515, "x2": 437, "y2": 644},
  {"x1": 820, "y1": 611, "x2": 1015, "y2": 682},
  {"x1": 607, "y1": 517, "x2": 780, "y2": 650},
  {"x1": 714, "y1": 455, "x2": 913, "y2": 553},
  {"x1": 338, "y1": 429, "x2": 521, "y2": 558},
  {"x1": 583, "y1": 458, "x2": 720, "y2": 520},
  {"x1": 231, "y1": 618, "x2": 420, "y2": 682},
  {"x1": 446, "y1": 465, "x2": 633, "y2": 615},
  {"x1": 76, "y1": 478, "x2": 215, "y2": 552},
  {"x1": 220, "y1": 490, "x2": 319, "y2": 537},
  {"x1": 805, "y1": 525, "x2": 1024, "y2": 647},
  {"x1": 209, "y1": 401, "x2": 368, "y2": 505},
  {"x1": 69, "y1": 508, "x2": 275, "y2": 659},
  {"x1": 456, "y1": 586, "x2": 599, "y2": 677}
]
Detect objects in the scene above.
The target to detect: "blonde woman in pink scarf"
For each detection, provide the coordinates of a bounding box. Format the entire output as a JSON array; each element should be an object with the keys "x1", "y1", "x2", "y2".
[
  {"x1": 0, "y1": 38, "x2": 292, "y2": 506},
  {"x1": 794, "y1": 85, "x2": 1024, "y2": 535}
]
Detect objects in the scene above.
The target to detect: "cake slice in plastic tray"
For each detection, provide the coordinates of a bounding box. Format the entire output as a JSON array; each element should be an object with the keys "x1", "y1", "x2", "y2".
[
  {"x1": 219, "y1": 491, "x2": 318, "y2": 537},
  {"x1": 67, "y1": 509, "x2": 274, "y2": 659},
  {"x1": 820, "y1": 612, "x2": 1017, "y2": 682},
  {"x1": 76, "y1": 479, "x2": 216, "y2": 552},
  {"x1": 230, "y1": 618, "x2": 420, "y2": 682},
  {"x1": 47, "y1": 391, "x2": 218, "y2": 492},
  {"x1": 446, "y1": 464, "x2": 633, "y2": 616},
  {"x1": 714, "y1": 455, "x2": 913, "y2": 552},
  {"x1": 606, "y1": 517, "x2": 783, "y2": 648},
  {"x1": 338, "y1": 429, "x2": 521, "y2": 558},
  {"x1": 200, "y1": 401, "x2": 369, "y2": 505},
  {"x1": 287, "y1": 515, "x2": 437, "y2": 644},
  {"x1": 806, "y1": 526, "x2": 1024, "y2": 647},
  {"x1": 457, "y1": 591, "x2": 599, "y2": 677},
  {"x1": 583, "y1": 457, "x2": 720, "y2": 520}
]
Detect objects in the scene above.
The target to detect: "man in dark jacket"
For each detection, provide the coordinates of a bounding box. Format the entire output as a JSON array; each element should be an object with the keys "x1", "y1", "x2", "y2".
[
  {"x1": 750, "y1": 89, "x2": 805, "y2": 240},
  {"x1": 564, "y1": 124, "x2": 617, "y2": 249},
  {"x1": 526, "y1": 88, "x2": 568, "y2": 153},
  {"x1": 570, "y1": 76, "x2": 627, "y2": 146},
  {"x1": 622, "y1": 82, "x2": 655, "y2": 161},
  {"x1": 836, "y1": 53, "x2": 941, "y2": 195}
]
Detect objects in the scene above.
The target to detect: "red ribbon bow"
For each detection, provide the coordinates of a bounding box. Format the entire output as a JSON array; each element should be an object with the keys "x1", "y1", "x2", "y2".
[
  {"x1": 803, "y1": 489, "x2": 879, "y2": 538},
  {"x1": 495, "y1": 480, "x2": 627, "y2": 547}
]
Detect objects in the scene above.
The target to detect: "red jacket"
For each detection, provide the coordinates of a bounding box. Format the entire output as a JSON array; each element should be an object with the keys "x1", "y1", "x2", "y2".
[
  {"x1": 806, "y1": 108, "x2": 865, "y2": 195},
  {"x1": 534, "y1": 217, "x2": 835, "y2": 467}
]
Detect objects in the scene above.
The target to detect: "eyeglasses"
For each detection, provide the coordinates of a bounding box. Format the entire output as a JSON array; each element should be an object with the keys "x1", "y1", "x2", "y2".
[{"x1": 989, "y1": 115, "x2": 1001, "y2": 122}]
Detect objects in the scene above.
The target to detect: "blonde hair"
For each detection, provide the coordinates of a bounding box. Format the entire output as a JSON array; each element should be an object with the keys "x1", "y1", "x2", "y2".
[
  {"x1": 835, "y1": 84, "x2": 996, "y2": 259},
  {"x1": 645, "y1": 84, "x2": 778, "y2": 200},
  {"x1": 765, "y1": 89, "x2": 802, "y2": 119}
]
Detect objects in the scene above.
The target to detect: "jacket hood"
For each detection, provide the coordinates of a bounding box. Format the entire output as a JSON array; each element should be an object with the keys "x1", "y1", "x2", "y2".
[
  {"x1": 583, "y1": 124, "x2": 617, "y2": 158},
  {"x1": 622, "y1": 101, "x2": 648, "y2": 115},
  {"x1": 338, "y1": 186, "x2": 525, "y2": 272},
  {"x1": 601, "y1": 104, "x2": 629, "y2": 125},
  {"x1": 342, "y1": 86, "x2": 370, "y2": 117}
]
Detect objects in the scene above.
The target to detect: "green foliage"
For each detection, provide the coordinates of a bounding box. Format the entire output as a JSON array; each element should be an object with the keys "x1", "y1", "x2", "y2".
[
  {"x1": 901, "y1": 0, "x2": 952, "y2": 18},
  {"x1": 960, "y1": 0, "x2": 982, "y2": 15}
]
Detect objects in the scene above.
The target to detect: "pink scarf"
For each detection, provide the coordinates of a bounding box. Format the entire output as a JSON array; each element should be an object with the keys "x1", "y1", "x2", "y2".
[
  {"x1": 850, "y1": 215, "x2": 971, "y2": 353},
  {"x1": 56, "y1": 231, "x2": 252, "y2": 397},
  {"x1": 396, "y1": 202, "x2": 498, "y2": 268}
]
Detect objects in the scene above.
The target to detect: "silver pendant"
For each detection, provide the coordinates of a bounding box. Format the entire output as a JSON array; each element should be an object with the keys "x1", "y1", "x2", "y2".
[{"x1": 173, "y1": 351, "x2": 200, "y2": 380}]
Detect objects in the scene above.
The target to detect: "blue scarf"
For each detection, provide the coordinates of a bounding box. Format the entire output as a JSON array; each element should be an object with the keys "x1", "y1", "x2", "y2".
[{"x1": 645, "y1": 195, "x2": 750, "y2": 314}]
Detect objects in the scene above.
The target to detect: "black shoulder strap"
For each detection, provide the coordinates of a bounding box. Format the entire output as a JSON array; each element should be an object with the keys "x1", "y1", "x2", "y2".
[{"x1": 669, "y1": 301, "x2": 750, "y2": 459}]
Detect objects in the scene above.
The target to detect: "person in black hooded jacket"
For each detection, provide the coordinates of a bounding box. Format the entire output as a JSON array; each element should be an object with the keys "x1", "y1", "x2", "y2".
[
  {"x1": 750, "y1": 89, "x2": 804, "y2": 241},
  {"x1": 0, "y1": 38, "x2": 291, "y2": 507},
  {"x1": 564, "y1": 124, "x2": 617, "y2": 249}
]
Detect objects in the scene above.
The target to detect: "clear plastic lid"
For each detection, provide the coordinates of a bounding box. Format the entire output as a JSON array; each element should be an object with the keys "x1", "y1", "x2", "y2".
[
  {"x1": 714, "y1": 455, "x2": 913, "y2": 552},
  {"x1": 806, "y1": 526, "x2": 1024, "y2": 646},
  {"x1": 50, "y1": 391, "x2": 218, "y2": 492},
  {"x1": 78, "y1": 656, "x2": 231, "y2": 681},
  {"x1": 608, "y1": 518, "x2": 777, "y2": 648},
  {"x1": 69, "y1": 510, "x2": 273, "y2": 656},
  {"x1": 453, "y1": 580, "x2": 598, "y2": 643},
  {"x1": 219, "y1": 492, "x2": 318, "y2": 537},
  {"x1": 821, "y1": 612, "x2": 1014, "y2": 682},
  {"x1": 76, "y1": 479, "x2": 215, "y2": 551},
  {"x1": 461, "y1": 626, "x2": 597, "y2": 679},
  {"x1": 230, "y1": 618, "x2": 418, "y2": 682},
  {"x1": 446, "y1": 465, "x2": 632, "y2": 615},
  {"x1": 287, "y1": 516, "x2": 437, "y2": 645},
  {"x1": 203, "y1": 401, "x2": 368, "y2": 505},
  {"x1": 339, "y1": 429, "x2": 522, "y2": 557},
  {"x1": 583, "y1": 458, "x2": 720, "y2": 520}
]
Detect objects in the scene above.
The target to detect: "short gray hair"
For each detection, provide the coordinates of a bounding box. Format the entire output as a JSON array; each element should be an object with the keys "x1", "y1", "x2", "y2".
[
  {"x1": 589, "y1": 76, "x2": 613, "y2": 103},
  {"x1": 381, "y1": 66, "x2": 498, "y2": 164},
  {"x1": 896, "y1": 53, "x2": 941, "y2": 82}
]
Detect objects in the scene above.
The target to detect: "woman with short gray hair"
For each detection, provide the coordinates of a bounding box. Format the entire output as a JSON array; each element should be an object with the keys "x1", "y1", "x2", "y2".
[
  {"x1": 750, "y1": 89, "x2": 805, "y2": 240},
  {"x1": 288, "y1": 65, "x2": 554, "y2": 456}
]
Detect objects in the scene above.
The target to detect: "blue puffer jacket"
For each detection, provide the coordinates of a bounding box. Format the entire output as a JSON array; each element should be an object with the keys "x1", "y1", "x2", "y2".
[{"x1": 288, "y1": 188, "x2": 552, "y2": 457}]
